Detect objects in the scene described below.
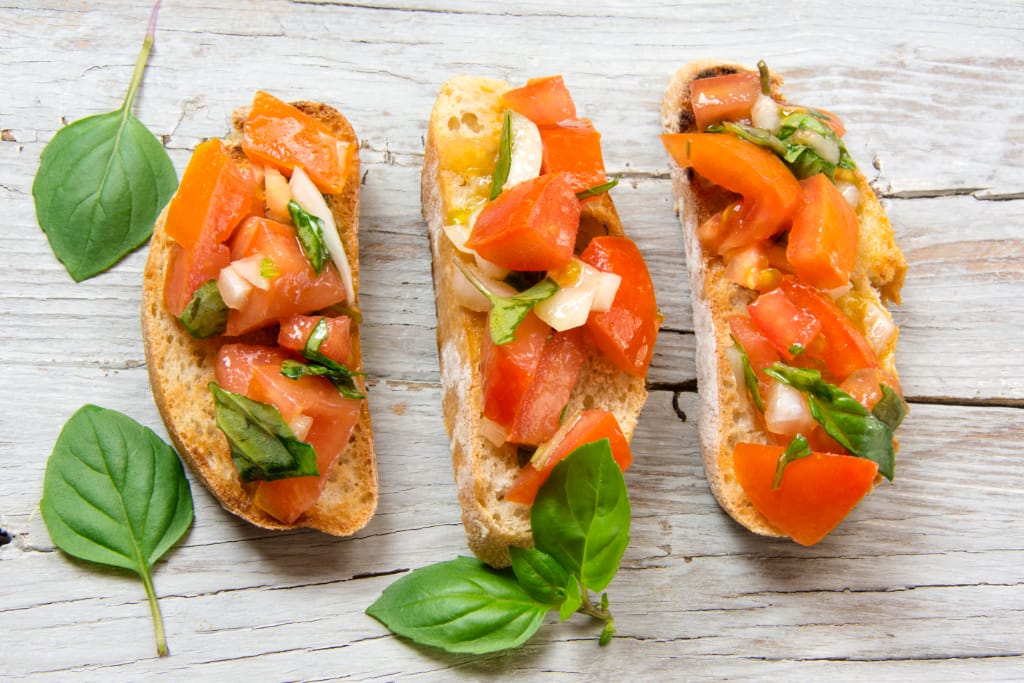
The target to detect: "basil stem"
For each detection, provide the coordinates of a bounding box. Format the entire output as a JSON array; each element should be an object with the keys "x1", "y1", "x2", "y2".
[
  {"x1": 454, "y1": 258, "x2": 559, "y2": 345},
  {"x1": 178, "y1": 280, "x2": 227, "y2": 339},
  {"x1": 772, "y1": 434, "x2": 812, "y2": 489},
  {"x1": 489, "y1": 109, "x2": 514, "y2": 200},
  {"x1": 731, "y1": 335, "x2": 764, "y2": 412},
  {"x1": 575, "y1": 174, "x2": 621, "y2": 201},
  {"x1": 288, "y1": 199, "x2": 328, "y2": 274},
  {"x1": 757, "y1": 60, "x2": 772, "y2": 95}
]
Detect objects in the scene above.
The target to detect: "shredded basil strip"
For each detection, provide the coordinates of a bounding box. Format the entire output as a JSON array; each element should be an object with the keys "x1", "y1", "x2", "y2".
[
  {"x1": 575, "y1": 174, "x2": 621, "y2": 200},
  {"x1": 772, "y1": 434, "x2": 812, "y2": 490},
  {"x1": 455, "y1": 259, "x2": 559, "y2": 344},
  {"x1": 209, "y1": 383, "x2": 319, "y2": 482},
  {"x1": 278, "y1": 318, "x2": 365, "y2": 399},
  {"x1": 288, "y1": 199, "x2": 328, "y2": 274},
  {"x1": 179, "y1": 280, "x2": 227, "y2": 339},
  {"x1": 731, "y1": 335, "x2": 764, "y2": 412},
  {"x1": 872, "y1": 384, "x2": 908, "y2": 431},
  {"x1": 260, "y1": 257, "x2": 278, "y2": 278},
  {"x1": 489, "y1": 109, "x2": 514, "y2": 200},
  {"x1": 765, "y1": 363, "x2": 895, "y2": 480},
  {"x1": 714, "y1": 116, "x2": 856, "y2": 180}
]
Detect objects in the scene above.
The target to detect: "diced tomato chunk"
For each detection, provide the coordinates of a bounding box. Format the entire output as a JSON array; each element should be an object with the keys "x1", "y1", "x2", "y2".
[
  {"x1": 733, "y1": 442, "x2": 878, "y2": 546},
  {"x1": 538, "y1": 119, "x2": 606, "y2": 194},
  {"x1": 214, "y1": 344, "x2": 292, "y2": 395},
  {"x1": 506, "y1": 410, "x2": 631, "y2": 505},
  {"x1": 747, "y1": 287, "x2": 822, "y2": 360},
  {"x1": 839, "y1": 367, "x2": 887, "y2": 411},
  {"x1": 690, "y1": 71, "x2": 762, "y2": 131},
  {"x1": 728, "y1": 315, "x2": 781, "y2": 385},
  {"x1": 242, "y1": 91, "x2": 355, "y2": 194},
  {"x1": 507, "y1": 327, "x2": 586, "y2": 446},
  {"x1": 501, "y1": 75, "x2": 577, "y2": 126},
  {"x1": 580, "y1": 236, "x2": 659, "y2": 377},
  {"x1": 466, "y1": 172, "x2": 581, "y2": 271},
  {"x1": 278, "y1": 315, "x2": 352, "y2": 366},
  {"x1": 787, "y1": 173, "x2": 859, "y2": 290},
  {"x1": 163, "y1": 240, "x2": 232, "y2": 317},
  {"x1": 225, "y1": 217, "x2": 348, "y2": 336},
  {"x1": 661, "y1": 133, "x2": 803, "y2": 252},
  {"x1": 481, "y1": 311, "x2": 550, "y2": 429}
]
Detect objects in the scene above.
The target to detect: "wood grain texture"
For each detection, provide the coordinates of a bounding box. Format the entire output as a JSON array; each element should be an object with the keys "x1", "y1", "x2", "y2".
[{"x1": 1, "y1": 0, "x2": 1022, "y2": 680}]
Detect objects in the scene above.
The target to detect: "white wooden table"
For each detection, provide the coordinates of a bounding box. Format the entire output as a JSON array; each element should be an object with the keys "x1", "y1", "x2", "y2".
[{"x1": 2, "y1": 1, "x2": 1022, "y2": 680}]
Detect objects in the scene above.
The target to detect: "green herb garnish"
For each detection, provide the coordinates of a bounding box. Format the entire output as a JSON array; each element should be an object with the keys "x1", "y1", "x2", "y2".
[
  {"x1": 575, "y1": 174, "x2": 621, "y2": 200},
  {"x1": 260, "y1": 257, "x2": 279, "y2": 279},
  {"x1": 40, "y1": 405, "x2": 193, "y2": 657},
  {"x1": 872, "y1": 384, "x2": 908, "y2": 431},
  {"x1": 455, "y1": 258, "x2": 559, "y2": 345},
  {"x1": 489, "y1": 109, "x2": 514, "y2": 200},
  {"x1": 178, "y1": 280, "x2": 227, "y2": 339},
  {"x1": 288, "y1": 199, "x2": 328, "y2": 274},
  {"x1": 757, "y1": 59, "x2": 772, "y2": 95},
  {"x1": 279, "y1": 317, "x2": 365, "y2": 399},
  {"x1": 772, "y1": 433, "x2": 812, "y2": 489},
  {"x1": 731, "y1": 335, "x2": 764, "y2": 412}
]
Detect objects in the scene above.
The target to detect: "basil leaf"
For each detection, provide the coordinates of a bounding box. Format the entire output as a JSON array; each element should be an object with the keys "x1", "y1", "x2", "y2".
[
  {"x1": 288, "y1": 200, "x2": 327, "y2": 274},
  {"x1": 510, "y1": 546, "x2": 570, "y2": 607},
  {"x1": 772, "y1": 433, "x2": 812, "y2": 489},
  {"x1": 455, "y1": 259, "x2": 559, "y2": 344},
  {"x1": 40, "y1": 405, "x2": 193, "y2": 657},
  {"x1": 32, "y1": 4, "x2": 176, "y2": 282},
  {"x1": 532, "y1": 439, "x2": 630, "y2": 593},
  {"x1": 366, "y1": 556, "x2": 549, "y2": 654},
  {"x1": 731, "y1": 335, "x2": 764, "y2": 412},
  {"x1": 766, "y1": 363, "x2": 895, "y2": 480},
  {"x1": 575, "y1": 174, "x2": 621, "y2": 201},
  {"x1": 280, "y1": 360, "x2": 365, "y2": 400},
  {"x1": 873, "y1": 384, "x2": 908, "y2": 431},
  {"x1": 489, "y1": 109, "x2": 514, "y2": 200},
  {"x1": 559, "y1": 575, "x2": 583, "y2": 622},
  {"x1": 208, "y1": 383, "x2": 319, "y2": 482},
  {"x1": 178, "y1": 280, "x2": 227, "y2": 339}
]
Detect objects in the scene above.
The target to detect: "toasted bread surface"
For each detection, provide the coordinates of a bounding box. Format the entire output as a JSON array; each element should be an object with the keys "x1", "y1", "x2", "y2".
[
  {"x1": 142, "y1": 101, "x2": 377, "y2": 535},
  {"x1": 661, "y1": 61, "x2": 907, "y2": 538},
  {"x1": 423, "y1": 76, "x2": 649, "y2": 567}
]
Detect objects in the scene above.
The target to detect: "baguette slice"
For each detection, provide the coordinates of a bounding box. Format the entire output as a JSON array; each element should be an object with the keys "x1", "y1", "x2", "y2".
[
  {"x1": 422, "y1": 76, "x2": 650, "y2": 567},
  {"x1": 661, "y1": 61, "x2": 907, "y2": 538},
  {"x1": 142, "y1": 100, "x2": 377, "y2": 535}
]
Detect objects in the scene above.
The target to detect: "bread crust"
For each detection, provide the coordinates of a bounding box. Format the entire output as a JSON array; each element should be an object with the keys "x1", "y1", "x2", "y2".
[
  {"x1": 661, "y1": 61, "x2": 907, "y2": 538},
  {"x1": 141, "y1": 100, "x2": 377, "y2": 535},
  {"x1": 422, "y1": 76, "x2": 650, "y2": 567}
]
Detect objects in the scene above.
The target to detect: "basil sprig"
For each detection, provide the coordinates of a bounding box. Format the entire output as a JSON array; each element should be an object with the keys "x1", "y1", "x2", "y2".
[
  {"x1": 40, "y1": 405, "x2": 193, "y2": 657},
  {"x1": 280, "y1": 317, "x2": 365, "y2": 399},
  {"x1": 32, "y1": 2, "x2": 177, "y2": 281},
  {"x1": 287, "y1": 200, "x2": 328, "y2": 274},
  {"x1": 575, "y1": 174, "x2": 621, "y2": 201},
  {"x1": 715, "y1": 117, "x2": 856, "y2": 181},
  {"x1": 454, "y1": 258, "x2": 559, "y2": 345},
  {"x1": 489, "y1": 109, "x2": 514, "y2": 200},
  {"x1": 178, "y1": 280, "x2": 227, "y2": 338},
  {"x1": 367, "y1": 440, "x2": 630, "y2": 652},
  {"x1": 209, "y1": 383, "x2": 319, "y2": 482},
  {"x1": 772, "y1": 433, "x2": 812, "y2": 489},
  {"x1": 765, "y1": 363, "x2": 896, "y2": 480}
]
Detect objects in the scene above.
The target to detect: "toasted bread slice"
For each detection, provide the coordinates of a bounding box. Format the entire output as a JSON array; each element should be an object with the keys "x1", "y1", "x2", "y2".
[
  {"x1": 661, "y1": 61, "x2": 906, "y2": 537},
  {"x1": 142, "y1": 100, "x2": 377, "y2": 535},
  {"x1": 422, "y1": 76, "x2": 649, "y2": 567}
]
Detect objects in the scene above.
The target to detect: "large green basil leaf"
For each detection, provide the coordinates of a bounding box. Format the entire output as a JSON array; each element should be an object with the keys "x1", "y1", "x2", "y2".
[
  {"x1": 32, "y1": 7, "x2": 176, "y2": 281},
  {"x1": 531, "y1": 439, "x2": 631, "y2": 593},
  {"x1": 366, "y1": 556, "x2": 549, "y2": 654},
  {"x1": 509, "y1": 546, "x2": 570, "y2": 607},
  {"x1": 40, "y1": 405, "x2": 193, "y2": 656}
]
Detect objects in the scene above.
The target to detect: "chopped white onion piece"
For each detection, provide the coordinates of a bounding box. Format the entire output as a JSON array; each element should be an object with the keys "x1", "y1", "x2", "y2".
[
  {"x1": 590, "y1": 269, "x2": 622, "y2": 313},
  {"x1": 480, "y1": 416, "x2": 508, "y2": 447},
  {"x1": 751, "y1": 94, "x2": 781, "y2": 133},
  {"x1": 230, "y1": 254, "x2": 272, "y2": 290},
  {"x1": 726, "y1": 344, "x2": 746, "y2": 394},
  {"x1": 792, "y1": 127, "x2": 840, "y2": 165},
  {"x1": 264, "y1": 167, "x2": 292, "y2": 222},
  {"x1": 288, "y1": 414, "x2": 313, "y2": 442},
  {"x1": 835, "y1": 178, "x2": 861, "y2": 210},
  {"x1": 862, "y1": 299, "x2": 897, "y2": 356},
  {"x1": 452, "y1": 261, "x2": 516, "y2": 312},
  {"x1": 535, "y1": 282, "x2": 596, "y2": 331},
  {"x1": 217, "y1": 265, "x2": 252, "y2": 310},
  {"x1": 443, "y1": 222, "x2": 476, "y2": 254},
  {"x1": 503, "y1": 111, "x2": 543, "y2": 191},
  {"x1": 289, "y1": 166, "x2": 355, "y2": 303},
  {"x1": 475, "y1": 251, "x2": 510, "y2": 280},
  {"x1": 764, "y1": 380, "x2": 816, "y2": 437}
]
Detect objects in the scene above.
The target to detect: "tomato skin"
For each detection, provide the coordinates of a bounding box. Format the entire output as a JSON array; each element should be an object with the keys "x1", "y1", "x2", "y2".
[
  {"x1": 506, "y1": 410, "x2": 631, "y2": 505},
  {"x1": 214, "y1": 344, "x2": 292, "y2": 394},
  {"x1": 661, "y1": 133, "x2": 803, "y2": 252},
  {"x1": 501, "y1": 75, "x2": 577, "y2": 125},
  {"x1": 164, "y1": 240, "x2": 232, "y2": 318},
  {"x1": 538, "y1": 119, "x2": 606, "y2": 194},
  {"x1": 277, "y1": 315, "x2": 352, "y2": 366},
  {"x1": 690, "y1": 71, "x2": 762, "y2": 131},
  {"x1": 466, "y1": 172, "x2": 581, "y2": 271},
  {"x1": 242, "y1": 91, "x2": 355, "y2": 194},
  {"x1": 580, "y1": 236, "x2": 659, "y2": 377},
  {"x1": 507, "y1": 327, "x2": 587, "y2": 446},
  {"x1": 747, "y1": 287, "x2": 822, "y2": 360},
  {"x1": 733, "y1": 442, "x2": 878, "y2": 545},
  {"x1": 787, "y1": 173, "x2": 859, "y2": 290},
  {"x1": 481, "y1": 311, "x2": 550, "y2": 429}
]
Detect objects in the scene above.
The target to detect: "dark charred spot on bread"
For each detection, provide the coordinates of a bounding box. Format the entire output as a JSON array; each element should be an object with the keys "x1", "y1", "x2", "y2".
[
  {"x1": 695, "y1": 66, "x2": 738, "y2": 80},
  {"x1": 677, "y1": 109, "x2": 695, "y2": 132}
]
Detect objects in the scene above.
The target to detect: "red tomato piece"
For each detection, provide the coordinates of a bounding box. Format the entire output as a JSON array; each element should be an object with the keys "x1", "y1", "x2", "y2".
[
  {"x1": 501, "y1": 75, "x2": 577, "y2": 125},
  {"x1": 538, "y1": 119, "x2": 606, "y2": 194},
  {"x1": 839, "y1": 367, "x2": 887, "y2": 411},
  {"x1": 747, "y1": 287, "x2": 822, "y2": 360},
  {"x1": 580, "y1": 236, "x2": 659, "y2": 377},
  {"x1": 697, "y1": 202, "x2": 743, "y2": 255},
  {"x1": 466, "y1": 172, "x2": 581, "y2": 271},
  {"x1": 733, "y1": 442, "x2": 878, "y2": 546},
  {"x1": 278, "y1": 315, "x2": 352, "y2": 366},
  {"x1": 214, "y1": 344, "x2": 292, "y2": 395},
  {"x1": 661, "y1": 133, "x2": 803, "y2": 252},
  {"x1": 481, "y1": 311, "x2": 550, "y2": 429},
  {"x1": 787, "y1": 173, "x2": 859, "y2": 290},
  {"x1": 225, "y1": 217, "x2": 348, "y2": 336},
  {"x1": 722, "y1": 241, "x2": 782, "y2": 292},
  {"x1": 506, "y1": 410, "x2": 631, "y2": 505},
  {"x1": 728, "y1": 315, "x2": 781, "y2": 385},
  {"x1": 690, "y1": 71, "x2": 762, "y2": 131},
  {"x1": 507, "y1": 327, "x2": 587, "y2": 446},
  {"x1": 163, "y1": 240, "x2": 232, "y2": 317},
  {"x1": 242, "y1": 91, "x2": 355, "y2": 194},
  {"x1": 779, "y1": 278, "x2": 879, "y2": 383}
]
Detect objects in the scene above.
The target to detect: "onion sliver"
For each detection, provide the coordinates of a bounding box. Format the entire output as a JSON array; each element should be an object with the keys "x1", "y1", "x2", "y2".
[
  {"x1": 289, "y1": 166, "x2": 355, "y2": 304},
  {"x1": 217, "y1": 265, "x2": 252, "y2": 311}
]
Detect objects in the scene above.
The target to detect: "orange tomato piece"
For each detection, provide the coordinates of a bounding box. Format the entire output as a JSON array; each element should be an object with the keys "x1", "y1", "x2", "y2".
[
  {"x1": 728, "y1": 315, "x2": 781, "y2": 386},
  {"x1": 506, "y1": 410, "x2": 632, "y2": 505},
  {"x1": 538, "y1": 119, "x2": 606, "y2": 194},
  {"x1": 242, "y1": 91, "x2": 355, "y2": 194},
  {"x1": 839, "y1": 367, "x2": 887, "y2": 411},
  {"x1": 501, "y1": 75, "x2": 577, "y2": 125},
  {"x1": 163, "y1": 240, "x2": 232, "y2": 318},
  {"x1": 733, "y1": 442, "x2": 878, "y2": 546},
  {"x1": 690, "y1": 71, "x2": 762, "y2": 131},
  {"x1": 481, "y1": 311, "x2": 550, "y2": 429},
  {"x1": 466, "y1": 172, "x2": 581, "y2": 271},
  {"x1": 661, "y1": 133, "x2": 803, "y2": 252},
  {"x1": 787, "y1": 173, "x2": 860, "y2": 290},
  {"x1": 507, "y1": 327, "x2": 587, "y2": 446},
  {"x1": 214, "y1": 343, "x2": 292, "y2": 395},
  {"x1": 747, "y1": 287, "x2": 822, "y2": 360},
  {"x1": 277, "y1": 315, "x2": 352, "y2": 366}
]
